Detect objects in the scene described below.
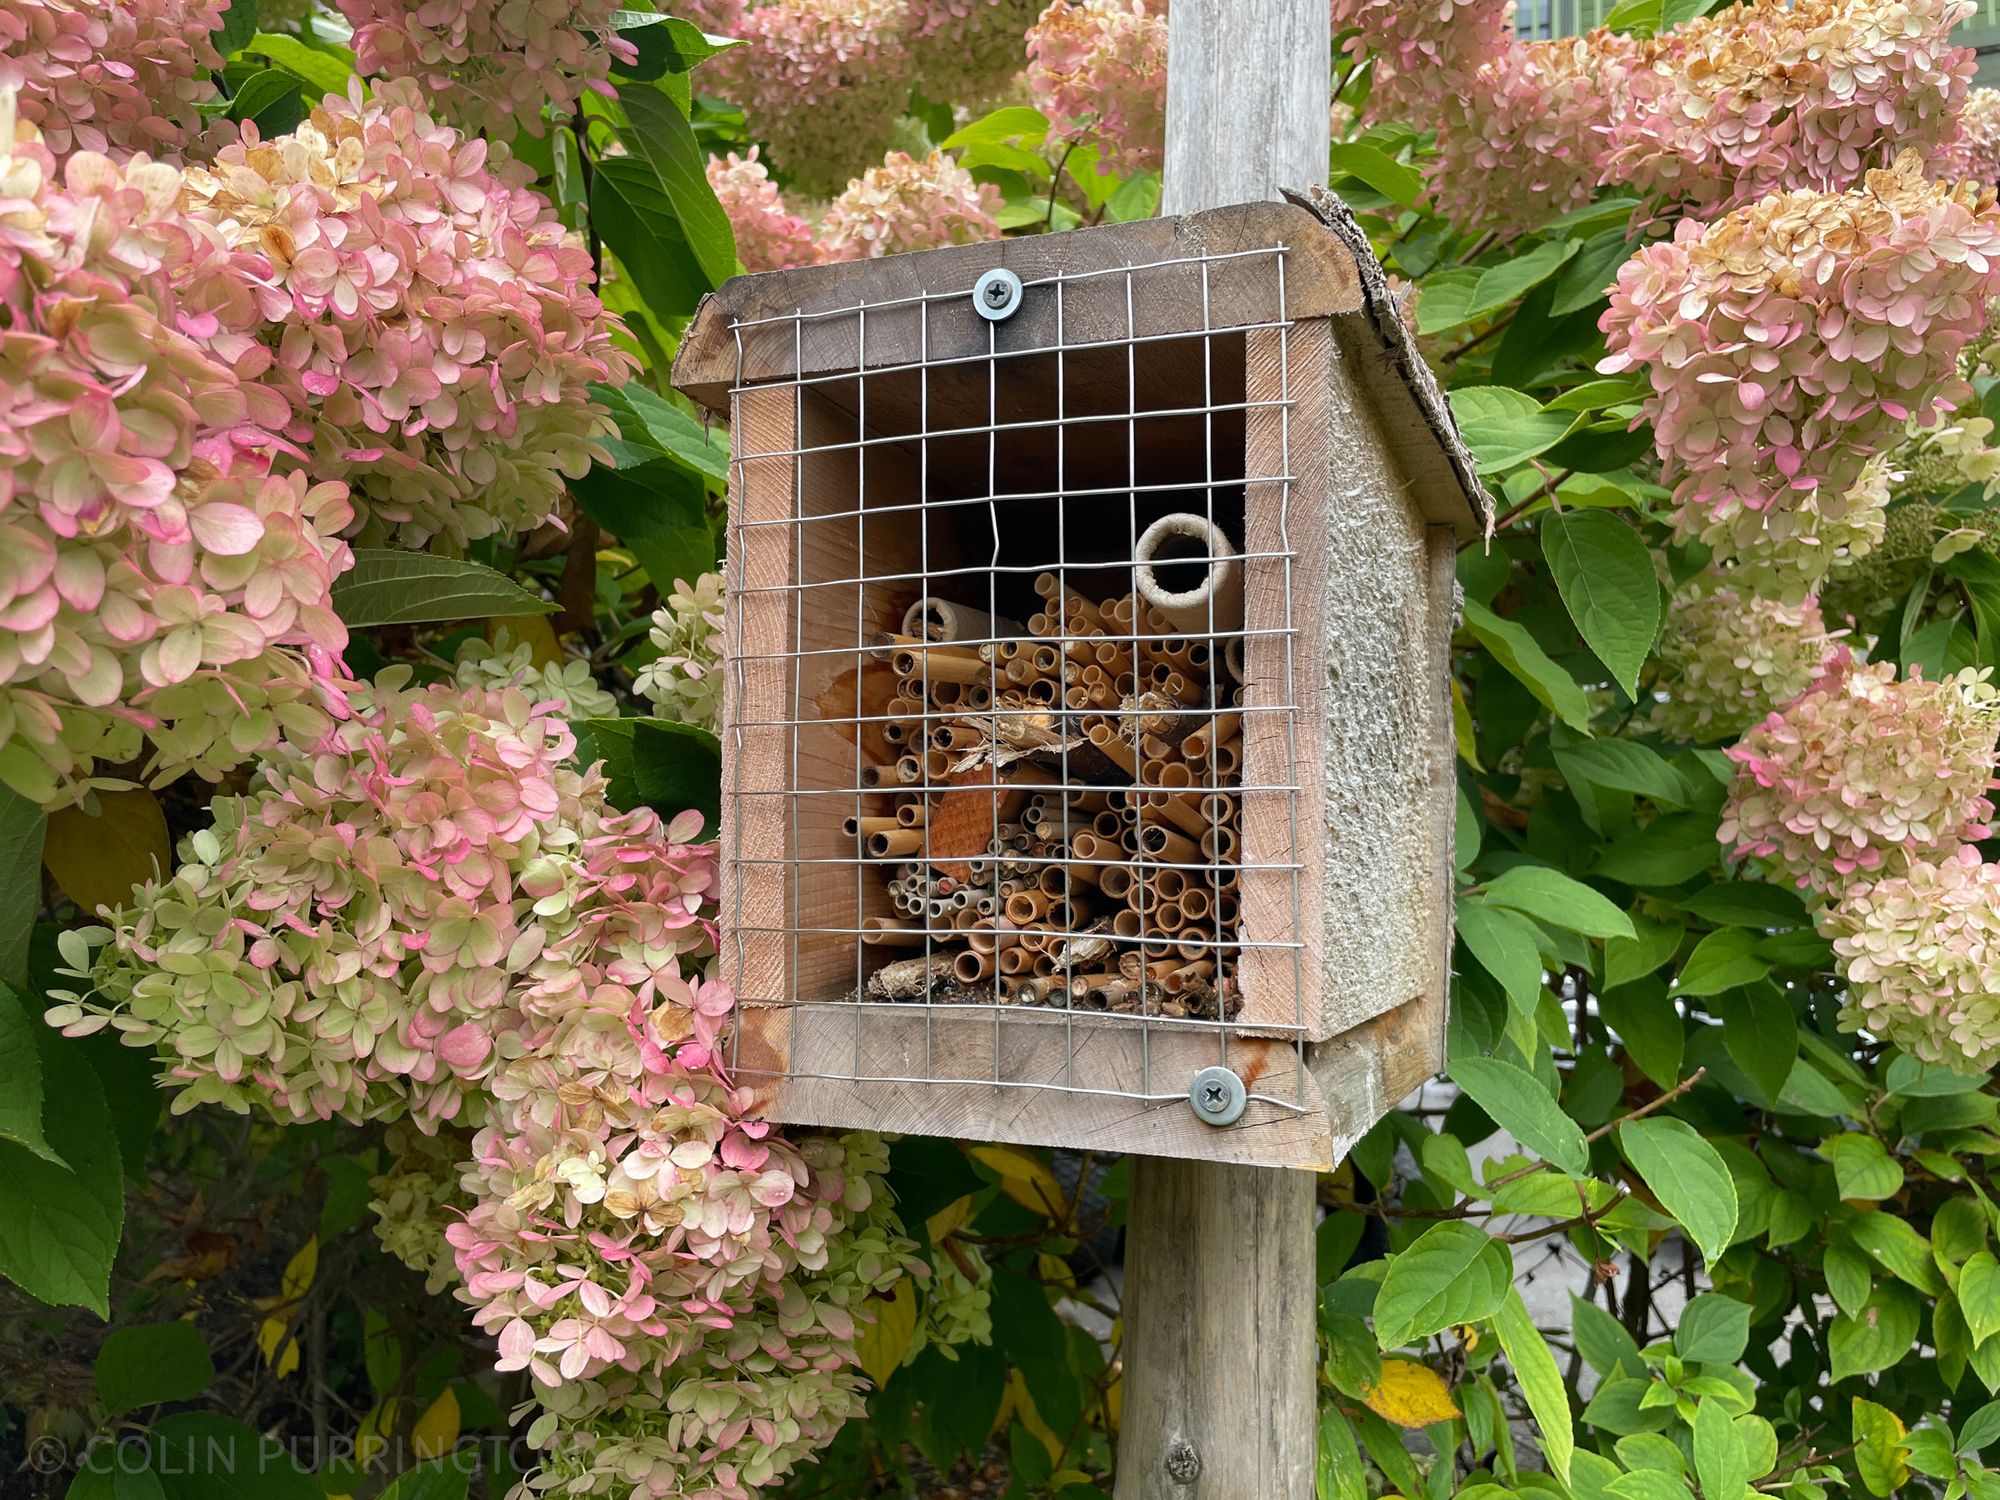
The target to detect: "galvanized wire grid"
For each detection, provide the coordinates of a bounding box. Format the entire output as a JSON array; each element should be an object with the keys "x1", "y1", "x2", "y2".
[{"x1": 723, "y1": 245, "x2": 1309, "y2": 1114}]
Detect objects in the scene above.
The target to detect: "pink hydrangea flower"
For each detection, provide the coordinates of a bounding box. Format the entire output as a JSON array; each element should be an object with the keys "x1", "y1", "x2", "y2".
[
  {"x1": 1936, "y1": 86, "x2": 2000, "y2": 187},
  {"x1": 704, "y1": 0, "x2": 915, "y2": 195},
  {"x1": 817, "y1": 149, "x2": 1003, "y2": 260},
  {"x1": 337, "y1": 0, "x2": 638, "y2": 139},
  {"x1": 0, "y1": 0, "x2": 225, "y2": 164},
  {"x1": 906, "y1": 0, "x2": 1045, "y2": 106},
  {"x1": 0, "y1": 88, "x2": 355, "y2": 806},
  {"x1": 1653, "y1": 573, "x2": 1838, "y2": 742},
  {"x1": 1719, "y1": 649, "x2": 2000, "y2": 892},
  {"x1": 707, "y1": 150, "x2": 818, "y2": 273},
  {"x1": 1823, "y1": 845, "x2": 2000, "y2": 1073},
  {"x1": 1330, "y1": 0, "x2": 1514, "y2": 119},
  {"x1": 1025, "y1": 0, "x2": 1169, "y2": 174},
  {"x1": 179, "y1": 81, "x2": 636, "y2": 551},
  {"x1": 1601, "y1": 154, "x2": 2000, "y2": 565}
]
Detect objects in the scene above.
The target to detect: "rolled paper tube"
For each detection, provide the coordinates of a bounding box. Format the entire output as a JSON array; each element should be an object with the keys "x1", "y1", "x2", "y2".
[
  {"x1": 1005, "y1": 890, "x2": 1049, "y2": 925},
  {"x1": 1182, "y1": 712, "x2": 1243, "y2": 760},
  {"x1": 1164, "y1": 960, "x2": 1216, "y2": 992},
  {"x1": 1223, "y1": 636, "x2": 1245, "y2": 684},
  {"x1": 1112, "y1": 909, "x2": 1143, "y2": 938},
  {"x1": 954, "y1": 949, "x2": 995, "y2": 983},
  {"x1": 1098, "y1": 865, "x2": 1133, "y2": 900},
  {"x1": 967, "y1": 917, "x2": 1019, "y2": 955},
  {"x1": 862, "y1": 918, "x2": 933, "y2": 947},
  {"x1": 1200, "y1": 825, "x2": 1239, "y2": 862},
  {"x1": 1139, "y1": 824, "x2": 1201, "y2": 864},
  {"x1": 846, "y1": 815, "x2": 903, "y2": 838},
  {"x1": 891, "y1": 649, "x2": 989, "y2": 685},
  {"x1": 997, "y1": 946, "x2": 1033, "y2": 975},
  {"x1": 902, "y1": 597, "x2": 1025, "y2": 644},
  {"x1": 896, "y1": 803, "x2": 928, "y2": 827},
  {"x1": 868, "y1": 829, "x2": 924, "y2": 858}
]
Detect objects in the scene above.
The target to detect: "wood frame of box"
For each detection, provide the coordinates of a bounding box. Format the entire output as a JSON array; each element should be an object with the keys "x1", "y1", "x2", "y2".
[{"x1": 673, "y1": 193, "x2": 1489, "y2": 1170}]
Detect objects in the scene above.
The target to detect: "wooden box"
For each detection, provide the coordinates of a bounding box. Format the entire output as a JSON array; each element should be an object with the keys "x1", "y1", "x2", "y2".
[{"x1": 672, "y1": 191, "x2": 1488, "y2": 1169}]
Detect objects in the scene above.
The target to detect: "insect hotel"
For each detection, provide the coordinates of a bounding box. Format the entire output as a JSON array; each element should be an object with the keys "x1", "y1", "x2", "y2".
[{"x1": 671, "y1": 192, "x2": 1489, "y2": 1169}]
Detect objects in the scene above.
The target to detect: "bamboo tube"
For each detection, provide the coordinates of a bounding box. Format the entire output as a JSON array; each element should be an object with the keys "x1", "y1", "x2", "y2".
[
  {"x1": 1182, "y1": 712, "x2": 1242, "y2": 761},
  {"x1": 895, "y1": 803, "x2": 928, "y2": 828},
  {"x1": 1200, "y1": 825, "x2": 1239, "y2": 862},
  {"x1": 998, "y1": 946, "x2": 1033, "y2": 975},
  {"x1": 1087, "y1": 722, "x2": 1137, "y2": 774},
  {"x1": 1112, "y1": 909, "x2": 1143, "y2": 938},
  {"x1": 954, "y1": 949, "x2": 995, "y2": 983},
  {"x1": 1179, "y1": 887, "x2": 1213, "y2": 923},
  {"x1": 845, "y1": 815, "x2": 903, "y2": 838},
  {"x1": 861, "y1": 917, "x2": 933, "y2": 947},
  {"x1": 1005, "y1": 890, "x2": 1050, "y2": 925},
  {"x1": 1153, "y1": 868, "x2": 1187, "y2": 900},
  {"x1": 1027, "y1": 677, "x2": 1059, "y2": 705},
  {"x1": 1139, "y1": 824, "x2": 1200, "y2": 864},
  {"x1": 892, "y1": 649, "x2": 989, "y2": 685},
  {"x1": 967, "y1": 917, "x2": 1019, "y2": 956},
  {"x1": 1098, "y1": 865, "x2": 1133, "y2": 901},
  {"x1": 1199, "y1": 794, "x2": 1239, "y2": 826},
  {"x1": 1154, "y1": 898, "x2": 1188, "y2": 934},
  {"x1": 1212, "y1": 739, "x2": 1241, "y2": 777},
  {"x1": 868, "y1": 828, "x2": 923, "y2": 858},
  {"x1": 878, "y1": 632, "x2": 985, "y2": 659}
]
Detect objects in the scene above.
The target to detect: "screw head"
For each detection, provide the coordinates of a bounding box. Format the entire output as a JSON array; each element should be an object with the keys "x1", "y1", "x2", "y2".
[
  {"x1": 1187, "y1": 1065, "x2": 1246, "y2": 1127},
  {"x1": 972, "y1": 267, "x2": 1023, "y2": 322}
]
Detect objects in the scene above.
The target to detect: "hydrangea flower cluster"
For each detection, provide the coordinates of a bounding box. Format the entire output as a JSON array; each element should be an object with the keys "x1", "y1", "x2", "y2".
[
  {"x1": 1822, "y1": 844, "x2": 2000, "y2": 1072},
  {"x1": 336, "y1": 0, "x2": 637, "y2": 139},
  {"x1": 454, "y1": 631, "x2": 622, "y2": 720},
  {"x1": 1600, "y1": 154, "x2": 2000, "y2": 567},
  {"x1": 1652, "y1": 575, "x2": 1837, "y2": 743},
  {"x1": 706, "y1": 150, "x2": 819, "y2": 273},
  {"x1": 179, "y1": 81, "x2": 633, "y2": 551},
  {"x1": 1605, "y1": 0, "x2": 1975, "y2": 214},
  {"x1": 48, "y1": 672, "x2": 718, "y2": 1128},
  {"x1": 706, "y1": 0, "x2": 916, "y2": 195},
  {"x1": 817, "y1": 149, "x2": 1004, "y2": 259},
  {"x1": 1942, "y1": 88, "x2": 2000, "y2": 187},
  {"x1": 0, "y1": 90, "x2": 356, "y2": 806},
  {"x1": 1717, "y1": 455, "x2": 1892, "y2": 603},
  {"x1": 0, "y1": 0, "x2": 224, "y2": 164},
  {"x1": 906, "y1": 0, "x2": 1045, "y2": 107},
  {"x1": 1329, "y1": 0, "x2": 1514, "y2": 119},
  {"x1": 1024, "y1": 0, "x2": 1169, "y2": 174},
  {"x1": 1719, "y1": 649, "x2": 2000, "y2": 891},
  {"x1": 370, "y1": 1122, "x2": 473, "y2": 1293},
  {"x1": 636, "y1": 574, "x2": 728, "y2": 730}
]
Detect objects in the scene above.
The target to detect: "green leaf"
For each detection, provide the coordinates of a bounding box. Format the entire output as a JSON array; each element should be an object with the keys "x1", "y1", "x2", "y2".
[
  {"x1": 1481, "y1": 866, "x2": 1635, "y2": 941},
  {"x1": 1541, "y1": 510, "x2": 1661, "y2": 699},
  {"x1": 1847, "y1": 1210, "x2": 1945, "y2": 1294},
  {"x1": 1464, "y1": 599, "x2": 1594, "y2": 732},
  {"x1": 943, "y1": 106, "x2": 1052, "y2": 149},
  {"x1": 1694, "y1": 1398, "x2": 1750, "y2": 1500},
  {"x1": 1455, "y1": 899, "x2": 1545, "y2": 1015},
  {"x1": 1885, "y1": 1052, "x2": 1988, "y2": 1098},
  {"x1": 227, "y1": 68, "x2": 303, "y2": 134},
  {"x1": 1675, "y1": 882, "x2": 1807, "y2": 931},
  {"x1": 1959, "y1": 1398, "x2": 2000, "y2": 1456},
  {"x1": 1317, "y1": 1408, "x2": 1367, "y2": 1500},
  {"x1": 245, "y1": 31, "x2": 351, "y2": 95},
  {"x1": 379, "y1": 1460, "x2": 473, "y2": 1500},
  {"x1": 1714, "y1": 985, "x2": 1797, "y2": 1102},
  {"x1": 1448, "y1": 1055, "x2": 1589, "y2": 1174},
  {"x1": 591, "y1": 381, "x2": 729, "y2": 487},
  {"x1": 1450, "y1": 387, "x2": 1576, "y2": 473},
  {"x1": 1571, "y1": 1292, "x2": 1643, "y2": 1377},
  {"x1": 1822, "y1": 1134, "x2": 1905, "y2": 1202},
  {"x1": 1962, "y1": 1252, "x2": 2000, "y2": 1345},
  {"x1": 213, "y1": 0, "x2": 260, "y2": 57},
  {"x1": 0, "y1": 1022, "x2": 124, "y2": 1315},
  {"x1": 330, "y1": 550, "x2": 555, "y2": 627},
  {"x1": 1617, "y1": 1117, "x2": 1737, "y2": 1265},
  {"x1": 611, "y1": 13, "x2": 735, "y2": 80},
  {"x1": 1372, "y1": 1221, "x2": 1511, "y2": 1347},
  {"x1": 1604, "y1": 916, "x2": 1684, "y2": 989},
  {"x1": 1606, "y1": 1468, "x2": 1696, "y2": 1500},
  {"x1": 145, "y1": 1413, "x2": 320, "y2": 1500},
  {"x1": 1829, "y1": 1283, "x2": 1921, "y2": 1382},
  {"x1": 0, "y1": 981, "x2": 53, "y2": 1162},
  {"x1": 1329, "y1": 142, "x2": 1423, "y2": 209},
  {"x1": 95, "y1": 1323, "x2": 216, "y2": 1415},
  {"x1": 1494, "y1": 1286, "x2": 1572, "y2": 1481},
  {"x1": 1415, "y1": 270, "x2": 1483, "y2": 336},
  {"x1": 1554, "y1": 738, "x2": 1691, "y2": 806},
  {"x1": 1675, "y1": 928, "x2": 1771, "y2": 997},
  {"x1": 1593, "y1": 814, "x2": 1721, "y2": 886},
  {"x1": 1675, "y1": 1293, "x2": 1751, "y2": 1364},
  {"x1": 1465, "y1": 240, "x2": 1580, "y2": 322},
  {"x1": 0, "y1": 786, "x2": 45, "y2": 990},
  {"x1": 572, "y1": 718, "x2": 722, "y2": 838},
  {"x1": 594, "y1": 157, "x2": 722, "y2": 321},
  {"x1": 1550, "y1": 227, "x2": 1636, "y2": 317}
]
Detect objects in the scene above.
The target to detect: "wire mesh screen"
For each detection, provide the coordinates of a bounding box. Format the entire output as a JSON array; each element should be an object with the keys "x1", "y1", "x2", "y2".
[{"x1": 720, "y1": 244, "x2": 1314, "y2": 1126}]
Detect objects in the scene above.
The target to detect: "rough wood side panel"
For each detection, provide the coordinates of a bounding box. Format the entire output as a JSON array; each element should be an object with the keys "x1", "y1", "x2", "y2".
[
  {"x1": 1312, "y1": 326, "x2": 1443, "y2": 1039},
  {"x1": 1114, "y1": 1156, "x2": 1318, "y2": 1498},
  {"x1": 753, "y1": 1004, "x2": 1335, "y2": 1168},
  {"x1": 673, "y1": 201, "x2": 1362, "y2": 407},
  {"x1": 1239, "y1": 320, "x2": 1329, "y2": 1036}
]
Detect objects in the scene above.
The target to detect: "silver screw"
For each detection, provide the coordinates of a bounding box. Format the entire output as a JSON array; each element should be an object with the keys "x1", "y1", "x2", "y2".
[
  {"x1": 972, "y1": 267, "x2": 1022, "y2": 322},
  {"x1": 1187, "y1": 1065, "x2": 1246, "y2": 1127}
]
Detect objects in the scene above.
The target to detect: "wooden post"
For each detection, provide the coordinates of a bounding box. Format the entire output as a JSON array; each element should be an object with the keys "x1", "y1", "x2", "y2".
[{"x1": 1115, "y1": 4, "x2": 1331, "y2": 1498}]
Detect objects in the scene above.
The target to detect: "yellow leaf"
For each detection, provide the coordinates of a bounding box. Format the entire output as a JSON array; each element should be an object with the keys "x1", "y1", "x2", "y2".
[
  {"x1": 280, "y1": 1237, "x2": 318, "y2": 1304},
  {"x1": 1451, "y1": 679, "x2": 1483, "y2": 770},
  {"x1": 257, "y1": 1316, "x2": 300, "y2": 1377},
  {"x1": 969, "y1": 1144, "x2": 1066, "y2": 1216},
  {"x1": 489, "y1": 614, "x2": 563, "y2": 668},
  {"x1": 1036, "y1": 1252, "x2": 1077, "y2": 1296},
  {"x1": 854, "y1": 1276, "x2": 917, "y2": 1388},
  {"x1": 926, "y1": 1194, "x2": 974, "y2": 1245},
  {"x1": 1005, "y1": 1367, "x2": 1065, "y2": 1463},
  {"x1": 412, "y1": 1386, "x2": 461, "y2": 1460},
  {"x1": 357, "y1": 1398, "x2": 402, "y2": 1467},
  {"x1": 1362, "y1": 1359, "x2": 1462, "y2": 1429},
  {"x1": 43, "y1": 789, "x2": 170, "y2": 914}
]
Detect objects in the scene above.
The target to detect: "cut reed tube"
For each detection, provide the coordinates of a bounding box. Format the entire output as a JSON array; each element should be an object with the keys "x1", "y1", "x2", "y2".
[{"x1": 892, "y1": 649, "x2": 989, "y2": 685}]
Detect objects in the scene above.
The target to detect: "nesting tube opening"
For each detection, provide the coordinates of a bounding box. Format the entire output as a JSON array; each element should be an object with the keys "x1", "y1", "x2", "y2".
[{"x1": 1133, "y1": 514, "x2": 1245, "y2": 636}]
